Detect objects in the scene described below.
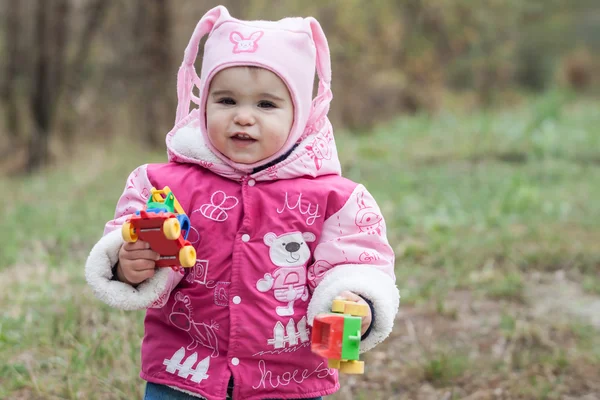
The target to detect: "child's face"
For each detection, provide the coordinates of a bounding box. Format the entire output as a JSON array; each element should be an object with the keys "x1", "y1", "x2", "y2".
[{"x1": 206, "y1": 67, "x2": 294, "y2": 165}]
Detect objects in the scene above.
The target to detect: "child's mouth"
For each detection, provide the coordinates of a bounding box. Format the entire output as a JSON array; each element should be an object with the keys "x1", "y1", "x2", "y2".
[{"x1": 231, "y1": 133, "x2": 257, "y2": 145}]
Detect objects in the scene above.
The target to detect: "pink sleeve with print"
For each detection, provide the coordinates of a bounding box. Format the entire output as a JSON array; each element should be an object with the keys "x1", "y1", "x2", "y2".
[
  {"x1": 308, "y1": 184, "x2": 395, "y2": 290},
  {"x1": 104, "y1": 165, "x2": 153, "y2": 235},
  {"x1": 105, "y1": 164, "x2": 184, "y2": 308}
]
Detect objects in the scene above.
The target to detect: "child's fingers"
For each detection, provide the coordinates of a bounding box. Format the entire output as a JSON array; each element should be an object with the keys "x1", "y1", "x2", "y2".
[
  {"x1": 325, "y1": 292, "x2": 374, "y2": 336},
  {"x1": 337, "y1": 290, "x2": 364, "y2": 303},
  {"x1": 126, "y1": 258, "x2": 158, "y2": 272},
  {"x1": 122, "y1": 249, "x2": 160, "y2": 261},
  {"x1": 125, "y1": 266, "x2": 156, "y2": 283},
  {"x1": 123, "y1": 240, "x2": 153, "y2": 251},
  {"x1": 336, "y1": 291, "x2": 372, "y2": 335},
  {"x1": 122, "y1": 240, "x2": 151, "y2": 251}
]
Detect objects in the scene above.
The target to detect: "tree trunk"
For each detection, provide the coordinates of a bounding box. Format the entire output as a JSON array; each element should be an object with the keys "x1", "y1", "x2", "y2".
[
  {"x1": 134, "y1": 0, "x2": 173, "y2": 148},
  {"x1": 27, "y1": 0, "x2": 70, "y2": 172},
  {"x1": 2, "y1": 0, "x2": 21, "y2": 143},
  {"x1": 28, "y1": 1, "x2": 52, "y2": 172},
  {"x1": 59, "y1": 0, "x2": 111, "y2": 147}
]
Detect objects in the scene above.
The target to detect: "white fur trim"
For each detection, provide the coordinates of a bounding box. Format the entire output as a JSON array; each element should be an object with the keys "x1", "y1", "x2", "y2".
[
  {"x1": 170, "y1": 123, "x2": 224, "y2": 165},
  {"x1": 85, "y1": 229, "x2": 171, "y2": 310},
  {"x1": 307, "y1": 264, "x2": 400, "y2": 353}
]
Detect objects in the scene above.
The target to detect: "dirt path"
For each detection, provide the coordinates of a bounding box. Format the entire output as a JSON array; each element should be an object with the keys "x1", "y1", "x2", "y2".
[
  {"x1": 331, "y1": 274, "x2": 600, "y2": 399},
  {"x1": 528, "y1": 272, "x2": 600, "y2": 329}
]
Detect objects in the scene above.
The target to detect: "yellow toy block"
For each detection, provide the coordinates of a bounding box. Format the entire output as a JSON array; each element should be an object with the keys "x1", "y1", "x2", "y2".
[{"x1": 331, "y1": 298, "x2": 369, "y2": 317}]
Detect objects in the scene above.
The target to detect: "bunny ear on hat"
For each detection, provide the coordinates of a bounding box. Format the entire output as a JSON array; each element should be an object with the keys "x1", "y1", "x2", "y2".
[
  {"x1": 305, "y1": 17, "x2": 333, "y2": 130},
  {"x1": 175, "y1": 6, "x2": 229, "y2": 123}
]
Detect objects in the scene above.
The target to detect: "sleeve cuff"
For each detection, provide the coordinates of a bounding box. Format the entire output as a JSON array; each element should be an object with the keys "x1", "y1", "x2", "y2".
[
  {"x1": 85, "y1": 229, "x2": 172, "y2": 310},
  {"x1": 307, "y1": 264, "x2": 400, "y2": 353},
  {"x1": 359, "y1": 296, "x2": 375, "y2": 341}
]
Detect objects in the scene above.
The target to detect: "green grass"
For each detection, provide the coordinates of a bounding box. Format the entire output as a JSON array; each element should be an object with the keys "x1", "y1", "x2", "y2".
[
  {"x1": 2, "y1": 92, "x2": 600, "y2": 399},
  {"x1": 337, "y1": 92, "x2": 600, "y2": 305}
]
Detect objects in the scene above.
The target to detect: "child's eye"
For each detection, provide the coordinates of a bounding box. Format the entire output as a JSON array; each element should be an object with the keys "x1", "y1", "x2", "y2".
[
  {"x1": 258, "y1": 100, "x2": 276, "y2": 109},
  {"x1": 217, "y1": 97, "x2": 236, "y2": 105}
]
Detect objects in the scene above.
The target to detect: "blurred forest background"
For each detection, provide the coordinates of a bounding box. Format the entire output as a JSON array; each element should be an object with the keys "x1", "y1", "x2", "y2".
[
  {"x1": 2, "y1": 1, "x2": 600, "y2": 399},
  {"x1": 0, "y1": 0, "x2": 599, "y2": 173}
]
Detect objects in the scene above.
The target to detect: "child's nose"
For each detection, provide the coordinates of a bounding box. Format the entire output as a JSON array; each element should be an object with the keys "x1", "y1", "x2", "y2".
[{"x1": 233, "y1": 107, "x2": 255, "y2": 126}]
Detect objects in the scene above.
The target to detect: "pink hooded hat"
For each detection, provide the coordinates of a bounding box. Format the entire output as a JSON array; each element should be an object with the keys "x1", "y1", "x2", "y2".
[{"x1": 174, "y1": 5, "x2": 333, "y2": 172}]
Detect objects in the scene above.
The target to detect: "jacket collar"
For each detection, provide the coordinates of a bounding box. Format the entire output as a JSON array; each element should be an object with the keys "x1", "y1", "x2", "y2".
[{"x1": 166, "y1": 109, "x2": 341, "y2": 182}]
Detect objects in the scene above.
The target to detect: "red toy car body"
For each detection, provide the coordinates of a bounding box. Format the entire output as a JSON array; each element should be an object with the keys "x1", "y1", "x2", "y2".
[
  {"x1": 121, "y1": 187, "x2": 196, "y2": 270},
  {"x1": 123, "y1": 211, "x2": 195, "y2": 269},
  {"x1": 311, "y1": 313, "x2": 345, "y2": 360}
]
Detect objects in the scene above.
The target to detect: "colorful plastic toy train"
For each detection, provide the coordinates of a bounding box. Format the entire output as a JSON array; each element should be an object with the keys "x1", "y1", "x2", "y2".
[
  {"x1": 311, "y1": 298, "x2": 368, "y2": 374},
  {"x1": 121, "y1": 186, "x2": 196, "y2": 270}
]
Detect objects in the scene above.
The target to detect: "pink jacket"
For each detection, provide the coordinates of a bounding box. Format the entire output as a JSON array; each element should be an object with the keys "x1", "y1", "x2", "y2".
[
  {"x1": 85, "y1": 111, "x2": 399, "y2": 400},
  {"x1": 85, "y1": 7, "x2": 399, "y2": 400}
]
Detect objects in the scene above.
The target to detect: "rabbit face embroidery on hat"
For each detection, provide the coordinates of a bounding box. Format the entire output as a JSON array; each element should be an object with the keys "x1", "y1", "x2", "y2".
[{"x1": 230, "y1": 31, "x2": 264, "y2": 54}]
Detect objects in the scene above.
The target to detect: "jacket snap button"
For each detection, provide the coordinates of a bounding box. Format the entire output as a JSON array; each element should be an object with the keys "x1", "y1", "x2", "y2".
[
  {"x1": 241, "y1": 234, "x2": 250, "y2": 242},
  {"x1": 248, "y1": 179, "x2": 256, "y2": 186},
  {"x1": 233, "y1": 296, "x2": 241, "y2": 304},
  {"x1": 231, "y1": 357, "x2": 240, "y2": 366}
]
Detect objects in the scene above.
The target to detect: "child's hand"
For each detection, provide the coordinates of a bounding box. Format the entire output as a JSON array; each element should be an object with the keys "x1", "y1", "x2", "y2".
[
  {"x1": 337, "y1": 291, "x2": 372, "y2": 336},
  {"x1": 116, "y1": 241, "x2": 160, "y2": 285}
]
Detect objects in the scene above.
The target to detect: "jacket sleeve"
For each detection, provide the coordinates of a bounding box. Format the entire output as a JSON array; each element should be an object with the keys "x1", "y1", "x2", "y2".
[
  {"x1": 306, "y1": 184, "x2": 400, "y2": 353},
  {"x1": 84, "y1": 164, "x2": 184, "y2": 310}
]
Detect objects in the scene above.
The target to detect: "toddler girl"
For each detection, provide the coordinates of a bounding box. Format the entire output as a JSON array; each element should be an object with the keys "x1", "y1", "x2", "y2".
[{"x1": 86, "y1": 5, "x2": 399, "y2": 400}]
